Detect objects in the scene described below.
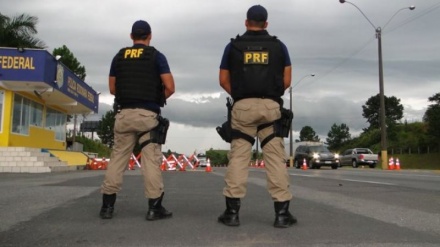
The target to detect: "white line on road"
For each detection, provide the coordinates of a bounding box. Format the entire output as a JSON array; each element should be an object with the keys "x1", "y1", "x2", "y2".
[
  {"x1": 291, "y1": 173, "x2": 396, "y2": 185},
  {"x1": 341, "y1": 178, "x2": 395, "y2": 186}
]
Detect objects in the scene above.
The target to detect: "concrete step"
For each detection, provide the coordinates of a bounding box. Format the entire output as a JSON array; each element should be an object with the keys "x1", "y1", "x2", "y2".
[{"x1": 0, "y1": 147, "x2": 75, "y2": 173}]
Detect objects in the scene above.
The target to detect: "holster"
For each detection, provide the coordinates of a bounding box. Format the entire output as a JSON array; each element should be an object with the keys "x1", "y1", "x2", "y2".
[
  {"x1": 216, "y1": 121, "x2": 232, "y2": 143},
  {"x1": 150, "y1": 115, "x2": 170, "y2": 144},
  {"x1": 139, "y1": 115, "x2": 170, "y2": 149},
  {"x1": 275, "y1": 107, "x2": 294, "y2": 138},
  {"x1": 216, "y1": 97, "x2": 234, "y2": 143}
]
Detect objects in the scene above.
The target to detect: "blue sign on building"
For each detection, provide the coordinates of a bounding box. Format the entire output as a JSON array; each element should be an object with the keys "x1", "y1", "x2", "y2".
[{"x1": 0, "y1": 47, "x2": 99, "y2": 114}]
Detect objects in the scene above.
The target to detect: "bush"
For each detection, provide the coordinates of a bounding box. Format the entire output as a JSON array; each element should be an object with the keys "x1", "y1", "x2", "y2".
[{"x1": 74, "y1": 136, "x2": 111, "y2": 157}]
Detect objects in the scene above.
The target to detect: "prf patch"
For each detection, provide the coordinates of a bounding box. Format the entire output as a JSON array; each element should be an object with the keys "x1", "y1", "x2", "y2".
[
  {"x1": 243, "y1": 51, "x2": 269, "y2": 64},
  {"x1": 124, "y1": 48, "x2": 144, "y2": 58}
]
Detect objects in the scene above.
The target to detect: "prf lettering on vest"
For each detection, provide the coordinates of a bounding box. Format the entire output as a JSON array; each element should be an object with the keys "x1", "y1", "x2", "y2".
[
  {"x1": 124, "y1": 48, "x2": 144, "y2": 59},
  {"x1": 243, "y1": 51, "x2": 269, "y2": 64},
  {"x1": 0, "y1": 56, "x2": 35, "y2": 69}
]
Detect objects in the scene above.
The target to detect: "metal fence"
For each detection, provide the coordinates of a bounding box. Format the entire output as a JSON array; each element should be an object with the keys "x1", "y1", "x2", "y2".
[{"x1": 389, "y1": 146, "x2": 439, "y2": 155}]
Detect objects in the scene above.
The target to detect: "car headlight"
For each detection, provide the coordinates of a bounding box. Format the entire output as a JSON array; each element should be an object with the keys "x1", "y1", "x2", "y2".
[
  {"x1": 334, "y1": 153, "x2": 340, "y2": 159},
  {"x1": 313, "y1": 153, "x2": 319, "y2": 159}
]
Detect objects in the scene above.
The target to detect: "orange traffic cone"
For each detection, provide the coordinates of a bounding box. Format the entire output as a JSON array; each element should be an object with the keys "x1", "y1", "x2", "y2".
[
  {"x1": 301, "y1": 158, "x2": 308, "y2": 170},
  {"x1": 395, "y1": 158, "x2": 401, "y2": 170},
  {"x1": 388, "y1": 157, "x2": 395, "y2": 170},
  {"x1": 260, "y1": 160, "x2": 265, "y2": 168},
  {"x1": 205, "y1": 158, "x2": 212, "y2": 172}
]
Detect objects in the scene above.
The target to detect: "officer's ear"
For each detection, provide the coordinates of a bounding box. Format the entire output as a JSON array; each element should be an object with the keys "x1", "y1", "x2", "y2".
[{"x1": 263, "y1": 22, "x2": 268, "y2": 29}]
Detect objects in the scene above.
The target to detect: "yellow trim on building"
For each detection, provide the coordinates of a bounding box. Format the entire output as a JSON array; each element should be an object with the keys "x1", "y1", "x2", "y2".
[
  {"x1": 10, "y1": 126, "x2": 65, "y2": 149},
  {"x1": 0, "y1": 90, "x2": 12, "y2": 146},
  {"x1": 47, "y1": 150, "x2": 89, "y2": 166}
]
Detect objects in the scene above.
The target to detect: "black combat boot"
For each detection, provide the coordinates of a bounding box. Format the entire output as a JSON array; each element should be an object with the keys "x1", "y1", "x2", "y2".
[
  {"x1": 100, "y1": 193, "x2": 116, "y2": 219},
  {"x1": 146, "y1": 192, "x2": 173, "y2": 221},
  {"x1": 218, "y1": 197, "x2": 241, "y2": 226},
  {"x1": 273, "y1": 201, "x2": 297, "y2": 228}
]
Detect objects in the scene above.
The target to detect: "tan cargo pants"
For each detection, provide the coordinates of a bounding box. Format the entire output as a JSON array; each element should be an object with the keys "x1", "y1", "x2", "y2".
[
  {"x1": 223, "y1": 98, "x2": 292, "y2": 202},
  {"x1": 101, "y1": 108, "x2": 164, "y2": 199}
]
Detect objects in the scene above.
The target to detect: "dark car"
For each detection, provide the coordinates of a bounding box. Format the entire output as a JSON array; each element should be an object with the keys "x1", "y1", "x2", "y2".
[{"x1": 294, "y1": 145, "x2": 339, "y2": 169}]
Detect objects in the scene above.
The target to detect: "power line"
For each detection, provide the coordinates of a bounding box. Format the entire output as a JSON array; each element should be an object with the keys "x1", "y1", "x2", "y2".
[
  {"x1": 294, "y1": 37, "x2": 374, "y2": 90},
  {"x1": 386, "y1": 2, "x2": 440, "y2": 34},
  {"x1": 294, "y1": 2, "x2": 440, "y2": 91}
]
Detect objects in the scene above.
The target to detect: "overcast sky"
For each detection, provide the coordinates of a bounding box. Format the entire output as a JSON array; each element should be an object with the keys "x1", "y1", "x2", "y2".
[{"x1": 2, "y1": 0, "x2": 439, "y2": 155}]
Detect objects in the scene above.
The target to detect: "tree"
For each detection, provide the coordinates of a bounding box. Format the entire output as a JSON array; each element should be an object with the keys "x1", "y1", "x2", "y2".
[
  {"x1": 206, "y1": 149, "x2": 228, "y2": 166},
  {"x1": 362, "y1": 94, "x2": 404, "y2": 131},
  {"x1": 299, "y1": 126, "x2": 320, "y2": 142},
  {"x1": 97, "y1": 110, "x2": 116, "y2": 148},
  {"x1": 53, "y1": 45, "x2": 86, "y2": 80},
  {"x1": 0, "y1": 12, "x2": 46, "y2": 48},
  {"x1": 423, "y1": 92, "x2": 440, "y2": 150},
  {"x1": 326, "y1": 123, "x2": 351, "y2": 150}
]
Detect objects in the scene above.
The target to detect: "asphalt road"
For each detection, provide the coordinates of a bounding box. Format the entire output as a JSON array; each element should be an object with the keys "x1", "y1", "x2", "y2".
[{"x1": 0, "y1": 167, "x2": 439, "y2": 247}]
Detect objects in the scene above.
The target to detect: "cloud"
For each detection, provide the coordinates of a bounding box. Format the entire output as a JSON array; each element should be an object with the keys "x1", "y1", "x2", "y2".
[{"x1": 2, "y1": 0, "x2": 439, "y2": 154}]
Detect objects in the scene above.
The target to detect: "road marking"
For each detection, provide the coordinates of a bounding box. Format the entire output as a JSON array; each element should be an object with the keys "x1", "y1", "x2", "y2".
[
  {"x1": 291, "y1": 174, "x2": 316, "y2": 177},
  {"x1": 290, "y1": 173, "x2": 396, "y2": 185},
  {"x1": 341, "y1": 178, "x2": 395, "y2": 186}
]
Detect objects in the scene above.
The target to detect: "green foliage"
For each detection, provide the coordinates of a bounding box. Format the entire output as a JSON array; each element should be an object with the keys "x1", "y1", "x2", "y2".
[
  {"x1": 391, "y1": 153, "x2": 440, "y2": 170},
  {"x1": 299, "y1": 126, "x2": 320, "y2": 142},
  {"x1": 390, "y1": 122, "x2": 428, "y2": 152},
  {"x1": 423, "y1": 93, "x2": 440, "y2": 150},
  {"x1": 97, "y1": 110, "x2": 116, "y2": 148},
  {"x1": 74, "y1": 135, "x2": 111, "y2": 157},
  {"x1": 0, "y1": 12, "x2": 46, "y2": 48},
  {"x1": 206, "y1": 148, "x2": 229, "y2": 166},
  {"x1": 362, "y1": 94, "x2": 404, "y2": 131},
  {"x1": 52, "y1": 45, "x2": 87, "y2": 80},
  {"x1": 326, "y1": 123, "x2": 351, "y2": 150},
  {"x1": 337, "y1": 129, "x2": 381, "y2": 153}
]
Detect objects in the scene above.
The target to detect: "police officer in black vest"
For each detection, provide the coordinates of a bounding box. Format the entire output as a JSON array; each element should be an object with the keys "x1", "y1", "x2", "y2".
[
  {"x1": 100, "y1": 20, "x2": 175, "y2": 221},
  {"x1": 218, "y1": 5, "x2": 297, "y2": 228}
]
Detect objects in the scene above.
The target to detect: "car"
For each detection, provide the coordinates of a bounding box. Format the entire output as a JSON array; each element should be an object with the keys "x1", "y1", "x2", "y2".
[
  {"x1": 196, "y1": 153, "x2": 207, "y2": 167},
  {"x1": 339, "y1": 148, "x2": 378, "y2": 168},
  {"x1": 294, "y1": 144, "x2": 339, "y2": 169}
]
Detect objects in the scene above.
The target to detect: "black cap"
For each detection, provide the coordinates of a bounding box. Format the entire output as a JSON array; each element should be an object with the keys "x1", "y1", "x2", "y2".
[
  {"x1": 247, "y1": 5, "x2": 268, "y2": 22},
  {"x1": 131, "y1": 20, "x2": 151, "y2": 36}
]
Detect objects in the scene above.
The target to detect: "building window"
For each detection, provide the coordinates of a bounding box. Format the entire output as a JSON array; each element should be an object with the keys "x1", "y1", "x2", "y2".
[
  {"x1": 30, "y1": 101, "x2": 44, "y2": 127},
  {"x1": 45, "y1": 107, "x2": 66, "y2": 141},
  {"x1": 12, "y1": 94, "x2": 31, "y2": 135},
  {"x1": 0, "y1": 90, "x2": 4, "y2": 133}
]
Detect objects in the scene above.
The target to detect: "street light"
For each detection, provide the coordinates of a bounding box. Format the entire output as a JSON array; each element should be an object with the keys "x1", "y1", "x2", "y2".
[
  {"x1": 339, "y1": 0, "x2": 415, "y2": 169},
  {"x1": 289, "y1": 74, "x2": 315, "y2": 167}
]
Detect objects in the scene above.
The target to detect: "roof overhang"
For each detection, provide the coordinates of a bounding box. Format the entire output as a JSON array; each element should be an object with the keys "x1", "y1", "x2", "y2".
[{"x1": 0, "y1": 47, "x2": 99, "y2": 114}]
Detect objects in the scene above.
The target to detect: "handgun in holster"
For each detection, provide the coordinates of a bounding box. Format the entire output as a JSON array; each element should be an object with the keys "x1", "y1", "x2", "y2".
[
  {"x1": 258, "y1": 106, "x2": 294, "y2": 148},
  {"x1": 275, "y1": 107, "x2": 294, "y2": 138},
  {"x1": 216, "y1": 97, "x2": 233, "y2": 143},
  {"x1": 139, "y1": 115, "x2": 170, "y2": 149}
]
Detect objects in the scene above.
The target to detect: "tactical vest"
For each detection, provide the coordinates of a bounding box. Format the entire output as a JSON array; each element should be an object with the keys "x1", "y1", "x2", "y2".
[
  {"x1": 228, "y1": 32, "x2": 285, "y2": 101},
  {"x1": 114, "y1": 46, "x2": 162, "y2": 106}
]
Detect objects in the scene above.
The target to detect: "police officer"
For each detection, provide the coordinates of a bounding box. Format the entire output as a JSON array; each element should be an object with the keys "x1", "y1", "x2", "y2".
[
  {"x1": 100, "y1": 20, "x2": 175, "y2": 221},
  {"x1": 218, "y1": 5, "x2": 297, "y2": 228}
]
